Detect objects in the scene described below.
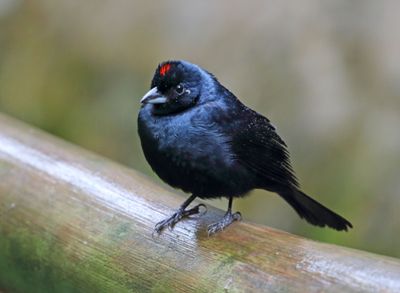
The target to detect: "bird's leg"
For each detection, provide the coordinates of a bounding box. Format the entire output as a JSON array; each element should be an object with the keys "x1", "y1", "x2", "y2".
[
  {"x1": 207, "y1": 197, "x2": 241, "y2": 235},
  {"x1": 154, "y1": 194, "x2": 206, "y2": 233}
]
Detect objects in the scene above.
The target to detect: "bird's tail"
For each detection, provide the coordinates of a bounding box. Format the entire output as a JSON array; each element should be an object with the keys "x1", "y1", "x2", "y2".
[{"x1": 279, "y1": 188, "x2": 352, "y2": 231}]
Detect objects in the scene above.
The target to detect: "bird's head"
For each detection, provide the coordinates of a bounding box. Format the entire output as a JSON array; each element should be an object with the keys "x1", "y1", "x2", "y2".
[{"x1": 140, "y1": 60, "x2": 216, "y2": 115}]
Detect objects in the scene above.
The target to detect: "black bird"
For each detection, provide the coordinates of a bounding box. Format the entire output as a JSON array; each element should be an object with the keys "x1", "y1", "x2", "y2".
[{"x1": 138, "y1": 60, "x2": 352, "y2": 234}]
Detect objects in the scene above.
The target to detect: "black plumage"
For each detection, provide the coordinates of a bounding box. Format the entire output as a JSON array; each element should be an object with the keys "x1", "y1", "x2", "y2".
[{"x1": 138, "y1": 60, "x2": 352, "y2": 234}]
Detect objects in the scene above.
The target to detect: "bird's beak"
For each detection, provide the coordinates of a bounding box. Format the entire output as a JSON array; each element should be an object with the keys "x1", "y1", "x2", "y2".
[{"x1": 140, "y1": 87, "x2": 167, "y2": 105}]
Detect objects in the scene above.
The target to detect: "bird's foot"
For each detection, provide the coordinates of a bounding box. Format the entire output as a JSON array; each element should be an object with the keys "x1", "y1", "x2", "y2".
[
  {"x1": 154, "y1": 204, "x2": 207, "y2": 234},
  {"x1": 207, "y1": 210, "x2": 242, "y2": 235}
]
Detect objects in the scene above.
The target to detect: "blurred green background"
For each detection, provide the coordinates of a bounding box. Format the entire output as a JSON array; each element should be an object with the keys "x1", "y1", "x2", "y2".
[{"x1": 0, "y1": 1, "x2": 399, "y2": 258}]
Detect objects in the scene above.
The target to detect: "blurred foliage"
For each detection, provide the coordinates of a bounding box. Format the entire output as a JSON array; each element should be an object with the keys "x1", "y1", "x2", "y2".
[{"x1": 0, "y1": 0, "x2": 399, "y2": 257}]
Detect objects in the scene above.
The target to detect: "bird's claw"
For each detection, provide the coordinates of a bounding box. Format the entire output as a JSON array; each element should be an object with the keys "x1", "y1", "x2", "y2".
[
  {"x1": 207, "y1": 211, "x2": 241, "y2": 236},
  {"x1": 154, "y1": 203, "x2": 207, "y2": 234}
]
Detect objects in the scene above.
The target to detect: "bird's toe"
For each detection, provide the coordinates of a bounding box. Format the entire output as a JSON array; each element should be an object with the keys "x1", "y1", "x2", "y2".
[
  {"x1": 207, "y1": 210, "x2": 242, "y2": 236},
  {"x1": 154, "y1": 204, "x2": 207, "y2": 234}
]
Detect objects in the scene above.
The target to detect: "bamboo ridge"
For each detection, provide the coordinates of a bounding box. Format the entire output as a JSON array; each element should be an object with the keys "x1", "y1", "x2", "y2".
[{"x1": 0, "y1": 113, "x2": 399, "y2": 292}]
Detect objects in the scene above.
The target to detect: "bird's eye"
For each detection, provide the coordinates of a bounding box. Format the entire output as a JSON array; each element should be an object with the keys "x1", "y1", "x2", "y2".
[{"x1": 175, "y1": 84, "x2": 184, "y2": 95}]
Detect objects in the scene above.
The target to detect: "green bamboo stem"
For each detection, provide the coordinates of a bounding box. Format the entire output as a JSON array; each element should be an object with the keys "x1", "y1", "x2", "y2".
[{"x1": 0, "y1": 113, "x2": 399, "y2": 292}]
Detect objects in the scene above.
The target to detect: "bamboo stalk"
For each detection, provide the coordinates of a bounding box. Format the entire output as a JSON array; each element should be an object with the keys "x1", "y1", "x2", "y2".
[{"x1": 0, "y1": 113, "x2": 399, "y2": 292}]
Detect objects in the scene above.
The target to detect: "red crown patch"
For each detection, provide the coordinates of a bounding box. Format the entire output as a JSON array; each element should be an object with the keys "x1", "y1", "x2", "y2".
[{"x1": 159, "y1": 63, "x2": 171, "y2": 76}]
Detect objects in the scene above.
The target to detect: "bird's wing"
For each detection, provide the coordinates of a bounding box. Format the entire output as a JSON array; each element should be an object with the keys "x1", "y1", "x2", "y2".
[{"x1": 229, "y1": 108, "x2": 299, "y2": 189}]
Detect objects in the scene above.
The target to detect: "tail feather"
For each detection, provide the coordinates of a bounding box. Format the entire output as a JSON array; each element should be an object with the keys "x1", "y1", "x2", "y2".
[{"x1": 279, "y1": 188, "x2": 352, "y2": 231}]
